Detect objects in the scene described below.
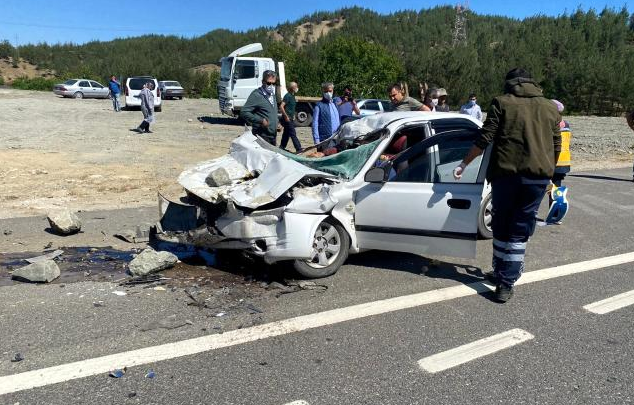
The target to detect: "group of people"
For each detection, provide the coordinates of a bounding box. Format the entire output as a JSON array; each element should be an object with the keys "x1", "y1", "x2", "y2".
[
  {"x1": 240, "y1": 70, "x2": 366, "y2": 152},
  {"x1": 108, "y1": 75, "x2": 156, "y2": 134}
]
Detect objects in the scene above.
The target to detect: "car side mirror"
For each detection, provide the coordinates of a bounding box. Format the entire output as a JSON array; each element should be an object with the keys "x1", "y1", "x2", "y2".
[{"x1": 365, "y1": 166, "x2": 389, "y2": 183}]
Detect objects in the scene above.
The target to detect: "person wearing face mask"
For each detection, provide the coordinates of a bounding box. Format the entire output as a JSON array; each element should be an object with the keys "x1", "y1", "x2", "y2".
[
  {"x1": 240, "y1": 70, "x2": 279, "y2": 145},
  {"x1": 312, "y1": 82, "x2": 340, "y2": 146},
  {"x1": 435, "y1": 88, "x2": 450, "y2": 112},
  {"x1": 460, "y1": 93, "x2": 483, "y2": 122}
]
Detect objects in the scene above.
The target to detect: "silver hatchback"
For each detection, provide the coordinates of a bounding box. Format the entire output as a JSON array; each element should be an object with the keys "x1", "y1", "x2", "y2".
[{"x1": 53, "y1": 79, "x2": 110, "y2": 99}]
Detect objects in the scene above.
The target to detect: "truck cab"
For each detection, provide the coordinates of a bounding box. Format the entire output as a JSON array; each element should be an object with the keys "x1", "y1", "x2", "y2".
[{"x1": 218, "y1": 43, "x2": 277, "y2": 117}]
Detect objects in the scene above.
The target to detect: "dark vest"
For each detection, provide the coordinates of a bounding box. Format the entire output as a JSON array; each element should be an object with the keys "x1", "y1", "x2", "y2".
[{"x1": 317, "y1": 100, "x2": 334, "y2": 142}]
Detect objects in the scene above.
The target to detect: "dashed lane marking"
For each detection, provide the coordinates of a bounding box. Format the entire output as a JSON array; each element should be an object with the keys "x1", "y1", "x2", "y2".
[
  {"x1": 283, "y1": 401, "x2": 310, "y2": 405},
  {"x1": 418, "y1": 328, "x2": 534, "y2": 373},
  {"x1": 1, "y1": 251, "x2": 634, "y2": 396},
  {"x1": 583, "y1": 289, "x2": 634, "y2": 314}
]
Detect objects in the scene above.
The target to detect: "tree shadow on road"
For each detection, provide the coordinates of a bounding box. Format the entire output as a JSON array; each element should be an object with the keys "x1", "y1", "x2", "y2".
[
  {"x1": 569, "y1": 173, "x2": 633, "y2": 183},
  {"x1": 197, "y1": 116, "x2": 244, "y2": 126},
  {"x1": 347, "y1": 250, "x2": 499, "y2": 301}
]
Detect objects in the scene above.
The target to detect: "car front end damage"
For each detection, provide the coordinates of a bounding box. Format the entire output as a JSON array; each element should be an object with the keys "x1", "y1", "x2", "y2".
[{"x1": 155, "y1": 131, "x2": 355, "y2": 264}]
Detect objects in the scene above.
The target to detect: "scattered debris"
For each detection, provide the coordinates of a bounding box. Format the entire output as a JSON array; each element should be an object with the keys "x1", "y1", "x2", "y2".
[
  {"x1": 109, "y1": 367, "x2": 127, "y2": 378},
  {"x1": 25, "y1": 249, "x2": 64, "y2": 264},
  {"x1": 114, "y1": 225, "x2": 150, "y2": 244},
  {"x1": 140, "y1": 316, "x2": 193, "y2": 332},
  {"x1": 93, "y1": 301, "x2": 105, "y2": 307},
  {"x1": 128, "y1": 248, "x2": 178, "y2": 276},
  {"x1": 128, "y1": 392, "x2": 137, "y2": 399},
  {"x1": 119, "y1": 274, "x2": 169, "y2": 286},
  {"x1": 266, "y1": 281, "x2": 288, "y2": 291},
  {"x1": 246, "y1": 303, "x2": 263, "y2": 314},
  {"x1": 215, "y1": 312, "x2": 226, "y2": 317},
  {"x1": 11, "y1": 353, "x2": 24, "y2": 363},
  {"x1": 145, "y1": 370, "x2": 156, "y2": 379},
  {"x1": 47, "y1": 209, "x2": 82, "y2": 235},
  {"x1": 3, "y1": 229, "x2": 12, "y2": 236},
  {"x1": 112, "y1": 290, "x2": 127, "y2": 296},
  {"x1": 12, "y1": 260, "x2": 60, "y2": 283},
  {"x1": 153, "y1": 286, "x2": 166, "y2": 291}
]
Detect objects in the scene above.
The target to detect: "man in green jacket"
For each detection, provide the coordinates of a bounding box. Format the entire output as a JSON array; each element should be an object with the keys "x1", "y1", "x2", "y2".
[
  {"x1": 240, "y1": 70, "x2": 279, "y2": 145},
  {"x1": 454, "y1": 68, "x2": 561, "y2": 303}
]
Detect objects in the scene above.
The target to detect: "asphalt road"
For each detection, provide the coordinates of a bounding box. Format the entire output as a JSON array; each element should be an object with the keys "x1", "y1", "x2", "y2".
[{"x1": 0, "y1": 167, "x2": 633, "y2": 405}]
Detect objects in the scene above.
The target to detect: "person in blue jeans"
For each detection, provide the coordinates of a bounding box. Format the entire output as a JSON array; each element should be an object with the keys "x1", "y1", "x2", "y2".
[
  {"x1": 108, "y1": 75, "x2": 121, "y2": 112},
  {"x1": 454, "y1": 68, "x2": 561, "y2": 303}
]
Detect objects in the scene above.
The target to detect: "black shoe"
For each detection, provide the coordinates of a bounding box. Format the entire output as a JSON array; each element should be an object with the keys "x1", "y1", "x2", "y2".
[
  {"x1": 483, "y1": 271, "x2": 500, "y2": 284},
  {"x1": 494, "y1": 284, "x2": 514, "y2": 303},
  {"x1": 133, "y1": 127, "x2": 143, "y2": 133},
  {"x1": 145, "y1": 129, "x2": 153, "y2": 133}
]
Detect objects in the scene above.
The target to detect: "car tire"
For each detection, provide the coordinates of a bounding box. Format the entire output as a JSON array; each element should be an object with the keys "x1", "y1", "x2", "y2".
[
  {"x1": 478, "y1": 192, "x2": 493, "y2": 239},
  {"x1": 294, "y1": 105, "x2": 313, "y2": 127},
  {"x1": 292, "y1": 218, "x2": 350, "y2": 278},
  {"x1": 73, "y1": 92, "x2": 84, "y2": 99}
]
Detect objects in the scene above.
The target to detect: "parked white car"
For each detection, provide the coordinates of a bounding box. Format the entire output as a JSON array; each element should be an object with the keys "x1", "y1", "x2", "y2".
[
  {"x1": 124, "y1": 76, "x2": 162, "y2": 111},
  {"x1": 156, "y1": 112, "x2": 492, "y2": 278},
  {"x1": 53, "y1": 79, "x2": 110, "y2": 99},
  {"x1": 353, "y1": 98, "x2": 392, "y2": 117}
]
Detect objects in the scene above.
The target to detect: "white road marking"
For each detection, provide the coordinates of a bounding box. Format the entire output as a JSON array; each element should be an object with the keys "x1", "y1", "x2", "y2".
[
  {"x1": 418, "y1": 328, "x2": 534, "y2": 373},
  {"x1": 1, "y1": 251, "x2": 634, "y2": 396},
  {"x1": 284, "y1": 401, "x2": 310, "y2": 405},
  {"x1": 583, "y1": 290, "x2": 634, "y2": 314}
]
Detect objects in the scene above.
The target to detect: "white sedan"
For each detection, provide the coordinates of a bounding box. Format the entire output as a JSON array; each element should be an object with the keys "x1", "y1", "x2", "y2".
[{"x1": 156, "y1": 112, "x2": 492, "y2": 278}]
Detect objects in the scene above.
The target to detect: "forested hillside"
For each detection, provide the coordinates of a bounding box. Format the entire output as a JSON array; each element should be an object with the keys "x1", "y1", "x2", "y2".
[{"x1": 1, "y1": 6, "x2": 633, "y2": 115}]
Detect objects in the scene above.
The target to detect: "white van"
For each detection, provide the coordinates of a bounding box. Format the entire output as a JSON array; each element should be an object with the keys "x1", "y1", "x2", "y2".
[{"x1": 124, "y1": 76, "x2": 162, "y2": 111}]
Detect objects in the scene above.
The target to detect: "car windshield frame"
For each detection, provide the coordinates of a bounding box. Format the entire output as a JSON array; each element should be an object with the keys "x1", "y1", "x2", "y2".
[
  {"x1": 63, "y1": 79, "x2": 78, "y2": 86},
  {"x1": 164, "y1": 81, "x2": 181, "y2": 87}
]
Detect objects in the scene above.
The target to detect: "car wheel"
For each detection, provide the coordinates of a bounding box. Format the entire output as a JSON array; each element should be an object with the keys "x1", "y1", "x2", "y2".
[
  {"x1": 293, "y1": 218, "x2": 350, "y2": 278},
  {"x1": 73, "y1": 92, "x2": 84, "y2": 99},
  {"x1": 294, "y1": 105, "x2": 313, "y2": 127},
  {"x1": 478, "y1": 192, "x2": 493, "y2": 239}
]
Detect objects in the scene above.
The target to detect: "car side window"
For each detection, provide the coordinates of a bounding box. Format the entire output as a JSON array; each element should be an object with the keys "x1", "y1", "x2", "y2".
[
  {"x1": 364, "y1": 100, "x2": 380, "y2": 111},
  {"x1": 380, "y1": 101, "x2": 392, "y2": 112},
  {"x1": 234, "y1": 60, "x2": 257, "y2": 79},
  {"x1": 90, "y1": 81, "x2": 103, "y2": 88},
  {"x1": 389, "y1": 132, "x2": 482, "y2": 184},
  {"x1": 78, "y1": 81, "x2": 90, "y2": 87}
]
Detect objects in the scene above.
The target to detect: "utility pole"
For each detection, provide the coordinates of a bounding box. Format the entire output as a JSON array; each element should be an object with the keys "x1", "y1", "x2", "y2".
[{"x1": 452, "y1": 1, "x2": 469, "y2": 47}]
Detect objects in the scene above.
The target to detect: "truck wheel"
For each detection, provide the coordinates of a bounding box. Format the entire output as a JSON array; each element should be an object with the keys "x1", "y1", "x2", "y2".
[
  {"x1": 478, "y1": 192, "x2": 493, "y2": 239},
  {"x1": 293, "y1": 218, "x2": 349, "y2": 278},
  {"x1": 294, "y1": 105, "x2": 313, "y2": 127}
]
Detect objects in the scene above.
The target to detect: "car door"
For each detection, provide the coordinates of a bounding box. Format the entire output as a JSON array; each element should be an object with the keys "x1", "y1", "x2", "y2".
[
  {"x1": 90, "y1": 81, "x2": 107, "y2": 98},
  {"x1": 77, "y1": 80, "x2": 91, "y2": 97},
  {"x1": 354, "y1": 128, "x2": 488, "y2": 259},
  {"x1": 231, "y1": 59, "x2": 259, "y2": 106}
]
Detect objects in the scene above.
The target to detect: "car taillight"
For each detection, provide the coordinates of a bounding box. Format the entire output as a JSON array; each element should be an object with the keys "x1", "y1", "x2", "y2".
[{"x1": 59, "y1": 86, "x2": 66, "y2": 91}]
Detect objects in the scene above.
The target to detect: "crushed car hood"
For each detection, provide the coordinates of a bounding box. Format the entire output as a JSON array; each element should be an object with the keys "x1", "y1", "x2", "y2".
[{"x1": 178, "y1": 132, "x2": 338, "y2": 209}]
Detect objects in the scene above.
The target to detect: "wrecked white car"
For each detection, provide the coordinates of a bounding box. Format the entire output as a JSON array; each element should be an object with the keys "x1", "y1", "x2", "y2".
[{"x1": 156, "y1": 112, "x2": 491, "y2": 278}]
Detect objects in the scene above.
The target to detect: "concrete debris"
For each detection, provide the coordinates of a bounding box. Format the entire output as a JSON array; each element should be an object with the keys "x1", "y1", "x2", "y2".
[
  {"x1": 47, "y1": 209, "x2": 82, "y2": 235},
  {"x1": 114, "y1": 225, "x2": 150, "y2": 243},
  {"x1": 25, "y1": 249, "x2": 64, "y2": 264},
  {"x1": 12, "y1": 260, "x2": 60, "y2": 283},
  {"x1": 3, "y1": 229, "x2": 12, "y2": 236},
  {"x1": 205, "y1": 167, "x2": 232, "y2": 187},
  {"x1": 128, "y1": 247, "x2": 178, "y2": 276},
  {"x1": 11, "y1": 353, "x2": 24, "y2": 362},
  {"x1": 266, "y1": 281, "x2": 288, "y2": 291},
  {"x1": 112, "y1": 290, "x2": 127, "y2": 296}
]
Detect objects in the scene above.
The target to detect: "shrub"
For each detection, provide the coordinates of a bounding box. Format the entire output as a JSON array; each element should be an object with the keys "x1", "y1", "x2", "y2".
[{"x1": 11, "y1": 76, "x2": 58, "y2": 91}]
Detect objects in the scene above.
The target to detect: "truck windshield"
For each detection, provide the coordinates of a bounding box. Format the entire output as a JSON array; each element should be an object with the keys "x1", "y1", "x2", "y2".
[{"x1": 220, "y1": 57, "x2": 234, "y2": 81}]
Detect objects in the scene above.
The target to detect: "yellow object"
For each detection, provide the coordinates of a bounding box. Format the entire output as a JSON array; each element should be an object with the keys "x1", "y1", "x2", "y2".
[{"x1": 556, "y1": 129, "x2": 571, "y2": 167}]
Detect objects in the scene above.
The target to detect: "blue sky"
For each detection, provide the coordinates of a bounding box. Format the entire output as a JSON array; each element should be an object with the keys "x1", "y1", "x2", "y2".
[{"x1": 1, "y1": 0, "x2": 631, "y2": 45}]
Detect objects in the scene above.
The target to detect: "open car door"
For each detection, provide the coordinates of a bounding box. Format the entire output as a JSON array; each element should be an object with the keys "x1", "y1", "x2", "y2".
[{"x1": 354, "y1": 128, "x2": 489, "y2": 258}]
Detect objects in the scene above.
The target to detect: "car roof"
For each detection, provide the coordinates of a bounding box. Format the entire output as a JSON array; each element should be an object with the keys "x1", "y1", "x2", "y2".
[{"x1": 352, "y1": 111, "x2": 482, "y2": 129}]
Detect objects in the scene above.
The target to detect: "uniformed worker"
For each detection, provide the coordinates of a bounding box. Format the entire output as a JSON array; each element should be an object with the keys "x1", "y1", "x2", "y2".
[{"x1": 453, "y1": 68, "x2": 561, "y2": 303}]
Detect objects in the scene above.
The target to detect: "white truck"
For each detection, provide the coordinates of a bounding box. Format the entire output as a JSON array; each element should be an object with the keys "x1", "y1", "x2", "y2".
[{"x1": 217, "y1": 43, "x2": 320, "y2": 127}]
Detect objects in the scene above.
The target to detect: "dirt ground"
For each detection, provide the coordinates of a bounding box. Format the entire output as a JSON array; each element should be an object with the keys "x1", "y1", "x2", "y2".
[{"x1": 1, "y1": 89, "x2": 633, "y2": 219}]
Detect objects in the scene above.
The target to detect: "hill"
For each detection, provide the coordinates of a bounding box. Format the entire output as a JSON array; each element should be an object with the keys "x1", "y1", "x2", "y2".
[{"x1": 2, "y1": 6, "x2": 634, "y2": 114}]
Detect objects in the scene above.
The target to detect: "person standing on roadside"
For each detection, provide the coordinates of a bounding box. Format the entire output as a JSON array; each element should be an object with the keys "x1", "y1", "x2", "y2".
[
  {"x1": 240, "y1": 70, "x2": 279, "y2": 145},
  {"x1": 335, "y1": 86, "x2": 361, "y2": 122},
  {"x1": 627, "y1": 109, "x2": 634, "y2": 181},
  {"x1": 453, "y1": 68, "x2": 561, "y2": 303},
  {"x1": 312, "y1": 82, "x2": 340, "y2": 146},
  {"x1": 460, "y1": 93, "x2": 483, "y2": 122},
  {"x1": 108, "y1": 75, "x2": 121, "y2": 112},
  {"x1": 135, "y1": 82, "x2": 155, "y2": 133},
  {"x1": 279, "y1": 81, "x2": 302, "y2": 152},
  {"x1": 387, "y1": 83, "x2": 431, "y2": 111}
]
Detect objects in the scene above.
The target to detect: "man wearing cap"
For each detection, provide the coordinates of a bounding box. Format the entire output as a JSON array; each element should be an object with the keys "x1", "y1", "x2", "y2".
[
  {"x1": 453, "y1": 68, "x2": 561, "y2": 303},
  {"x1": 435, "y1": 88, "x2": 450, "y2": 112}
]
